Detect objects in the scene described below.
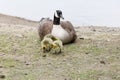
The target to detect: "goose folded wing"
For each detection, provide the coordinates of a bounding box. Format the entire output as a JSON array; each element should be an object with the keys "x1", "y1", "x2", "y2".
[{"x1": 60, "y1": 21, "x2": 77, "y2": 42}]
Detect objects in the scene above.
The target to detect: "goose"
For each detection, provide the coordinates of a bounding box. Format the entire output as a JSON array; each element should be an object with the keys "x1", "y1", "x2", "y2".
[{"x1": 38, "y1": 10, "x2": 77, "y2": 44}]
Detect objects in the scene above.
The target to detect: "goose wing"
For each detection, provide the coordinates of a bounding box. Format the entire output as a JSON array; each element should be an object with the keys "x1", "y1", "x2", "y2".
[
  {"x1": 61, "y1": 21, "x2": 77, "y2": 42},
  {"x1": 38, "y1": 18, "x2": 53, "y2": 40}
]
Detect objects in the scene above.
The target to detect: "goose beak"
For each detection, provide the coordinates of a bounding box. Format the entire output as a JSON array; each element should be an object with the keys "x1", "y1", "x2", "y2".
[{"x1": 60, "y1": 14, "x2": 64, "y2": 19}]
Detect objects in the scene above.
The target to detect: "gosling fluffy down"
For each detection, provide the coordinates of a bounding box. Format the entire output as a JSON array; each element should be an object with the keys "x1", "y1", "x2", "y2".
[
  {"x1": 41, "y1": 37, "x2": 53, "y2": 53},
  {"x1": 50, "y1": 39, "x2": 63, "y2": 54},
  {"x1": 41, "y1": 34, "x2": 63, "y2": 54}
]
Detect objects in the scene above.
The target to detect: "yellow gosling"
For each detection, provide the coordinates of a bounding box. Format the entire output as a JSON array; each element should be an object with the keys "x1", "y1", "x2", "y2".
[
  {"x1": 41, "y1": 37, "x2": 53, "y2": 53},
  {"x1": 50, "y1": 39, "x2": 63, "y2": 54}
]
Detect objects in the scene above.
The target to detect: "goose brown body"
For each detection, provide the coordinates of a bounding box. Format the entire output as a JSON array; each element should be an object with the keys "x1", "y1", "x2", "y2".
[
  {"x1": 38, "y1": 19, "x2": 77, "y2": 44},
  {"x1": 38, "y1": 10, "x2": 77, "y2": 44}
]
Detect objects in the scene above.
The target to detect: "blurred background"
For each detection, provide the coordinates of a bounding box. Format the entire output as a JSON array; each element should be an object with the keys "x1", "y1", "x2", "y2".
[{"x1": 0, "y1": 0, "x2": 120, "y2": 27}]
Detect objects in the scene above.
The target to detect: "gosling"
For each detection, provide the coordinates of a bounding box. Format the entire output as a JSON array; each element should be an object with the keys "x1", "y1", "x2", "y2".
[
  {"x1": 41, "y1": 34, "x2": 63, "y2": 54},
  {"x1": 41, "y1": 36, "x2": 53, "y2": 53},
  {"x1": 50, "y1": 39, "x2": 63, "y2": 54}
]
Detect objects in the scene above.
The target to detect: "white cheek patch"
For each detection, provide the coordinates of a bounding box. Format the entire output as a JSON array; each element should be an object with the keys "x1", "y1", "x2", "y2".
[{"x1": 54, "y1": 12, "x2": 59, "y2": 18}]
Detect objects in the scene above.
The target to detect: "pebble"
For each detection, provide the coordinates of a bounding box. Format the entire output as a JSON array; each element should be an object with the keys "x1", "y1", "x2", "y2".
[
  {"x1": 100, "y1": 60, "x2": 106, "y2": 65},
  {"x1": 0, "y1": 75, "x2": 5, "y2": 79},
  {"x1": 42, "y1": 55, "x2": 46, "y2": 57},
  {"x1": 0, "y1": 66, "x2": 3, "y2": 68}
]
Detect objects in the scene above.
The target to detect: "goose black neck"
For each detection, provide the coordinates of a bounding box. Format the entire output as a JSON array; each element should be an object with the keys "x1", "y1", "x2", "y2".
[{"x1": 53, "y1": 15, "x2": 60, "y2": 25}]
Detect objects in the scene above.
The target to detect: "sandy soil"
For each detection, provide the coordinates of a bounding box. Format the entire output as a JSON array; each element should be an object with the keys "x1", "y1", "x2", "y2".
[{"x1": 0, "y1": 14, "x2": 120, "y2": 80}]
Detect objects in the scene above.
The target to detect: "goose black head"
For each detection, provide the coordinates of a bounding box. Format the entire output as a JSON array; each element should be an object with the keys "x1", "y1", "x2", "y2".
[{"x1": 54, "y1": 10, "x2": 64, "y2": 19}]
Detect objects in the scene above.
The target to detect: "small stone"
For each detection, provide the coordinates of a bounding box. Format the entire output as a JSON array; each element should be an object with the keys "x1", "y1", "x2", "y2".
[
  {"x1": 64, "y1": 78, "x2": 71, "y2": 80},
  {"x1": 100, "y1": 60, "x2": 106, "y2": 64},
  {"x1": 93, "y1": 29, "x2": 96, "y2": 32},
  {"x1": 0, "y1": 75, "x2": 5, "y2": 79},
  {"x1": 117, "y1": 47, "x2": 119, "y2": 49},
  {"x1": 26, "y1": 63, "x2": 30, "y2": 65},
  {"x1": 42, "y1": 55, "x2": 46, "y2": 57},
  {"x1": 24, "y1": 73, "x2": 28, "y2": 75},
  {"x1": 24, "y1": 61, "x2": 30, "y2": 65},
  {"x1": 0, "y1": 66, "x2": 3, "y2": 68},
  {"x1": 15, "y1": 59, "x2": 19, "y2": 62},
  {"x1": 79, "y1": 35, "x2": 89, "y2": 40},
  {"x1": 79, "y1": 37, "x2": 84, "y2": 40},
  {"x1": 116, "y1": 57, "x2": 119, "y2": 59},
  {"x1": 85, "y1": 52, "x2": 89, "y2": 54}
]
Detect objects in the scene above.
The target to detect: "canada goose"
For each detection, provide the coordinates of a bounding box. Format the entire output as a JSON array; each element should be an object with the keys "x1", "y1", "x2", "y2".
[
  {"x1": 41, "y1": 34, "x2": 63, "y2": 54},
  {"x1": 38, "y1": 10, "x2": 77, "y2": 44}
]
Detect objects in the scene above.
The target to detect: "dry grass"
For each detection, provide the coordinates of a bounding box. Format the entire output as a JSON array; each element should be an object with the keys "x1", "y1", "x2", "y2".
[{"x1": 0, "y1": 15, "x2": 120, "y2": 80}]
